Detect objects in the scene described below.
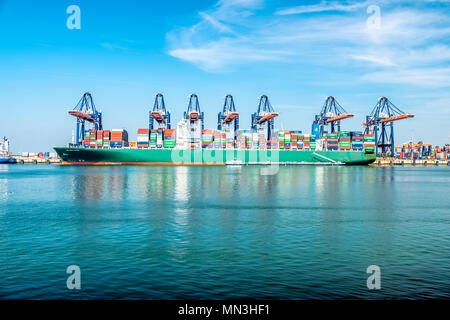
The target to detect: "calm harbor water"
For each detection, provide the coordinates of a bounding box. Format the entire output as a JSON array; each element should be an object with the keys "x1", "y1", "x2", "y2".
[{"x1": 0, "y1": 164, "x2": 449, "y2": 299}]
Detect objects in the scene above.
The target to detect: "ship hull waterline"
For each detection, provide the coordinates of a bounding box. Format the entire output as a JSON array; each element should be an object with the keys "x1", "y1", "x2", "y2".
[{"x1": 54, "y1": 147, "x2": 376, "y2": 166}]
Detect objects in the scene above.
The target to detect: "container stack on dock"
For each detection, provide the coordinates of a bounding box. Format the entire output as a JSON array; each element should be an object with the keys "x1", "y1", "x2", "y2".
[{"x1": 137, "y1": 129, "x2": 149, "y2": 148}]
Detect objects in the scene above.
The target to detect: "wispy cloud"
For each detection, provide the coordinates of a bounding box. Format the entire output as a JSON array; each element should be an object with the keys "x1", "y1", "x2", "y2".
[
  {"x1": 101, "y1": 42, "x2": 129, "y2": 51},
  {"x1": 350, "y1": 54, "x2": 396, "y2": 67},
  {"x1": 166, "y1": 0, "x2": 450, "y2": 88},
  {"x1": 276, "y1": 0, "x2": 371, "y2": 15},
  {"x1": 362, "y1": 68, "x2": 450, "y2": 87}
]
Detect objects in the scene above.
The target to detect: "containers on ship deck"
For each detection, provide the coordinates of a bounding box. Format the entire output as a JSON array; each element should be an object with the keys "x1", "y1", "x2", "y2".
[
  {"x1": 202, "y1": 129, "x2": 214, "y2": 149},
  {"x1": 325, "y1": 133, "x2": 339, "y2": 150},
  {"x1": 303, "y1": 134, "x2": 311, "y2": 150},
  {"x1": 96, "y1": 130, "x2": 104, "y2": 147},
  {"x1": 156, "y1": 129, "x2": 163, "y2": 148},
  {"x1": 137, "y1": 128, "x2": 149, "y2": 148},
  {"x1": 103, "y1": 130, "x2": 110, "y2": 147},
  {"x1": 237, "y1": 130, "x2": 252, "y2": 149},
  {"x1": 363, "y1": 134, "x2": 375, "y2": 153},
  {"x1": 110, "y1": 129, "x2": 129, "y2": 148},
  {"x1": 150, "y1": 130, "x2": 157, "y2": 148},
  {"x1": 84, "y1": 132, "x2": 90, "y2": 148},
  {"x1": 338, "y1": 131, "x2": 351, "y2": 150},
  {"x1": 78, "y1": 127, "x2": 374, "y2": 152},
  {"x1": 351, "y1": 131, "x2": 363, "y2": 151},
  {"x1": 164, "y1": 129, "x2": 176, "y2": 148},
  {"x1": 89, "y1": 130, "x2": 96, "y2": 148}
]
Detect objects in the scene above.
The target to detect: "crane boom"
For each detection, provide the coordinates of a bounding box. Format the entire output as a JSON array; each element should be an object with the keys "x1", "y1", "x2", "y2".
[
  {"x1": 150, "y1": 93, "x2": 171, "y2": 130},
  {"x1": 251, "y1": 95, "x2": 278, "y2": 140},
  {"x1": 364, "y1": 97, "x2": 414, "y2": 156},
  {"x1": 68, "y1": 92, "x2": 103, "y2": 146},
  {"x1": 312, "y1": 96, "x2": 352, "y2": 138}
]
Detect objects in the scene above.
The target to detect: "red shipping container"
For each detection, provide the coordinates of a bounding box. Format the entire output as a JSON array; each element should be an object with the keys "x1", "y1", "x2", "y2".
[
  {"x1": 138, "y1": 129, "x2": 149, "y2": 134},
  {"x1": 164, "y1": 129, "x2": 176, "y2": 137}
]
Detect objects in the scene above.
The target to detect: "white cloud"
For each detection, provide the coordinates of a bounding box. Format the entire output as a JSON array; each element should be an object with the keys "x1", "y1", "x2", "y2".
[
  {"x1": 362, "y1": 68, "x2": 450, "y2": 87},
  {"x1": 169, "y1": 42, "x2": 292, "y2": 71},
  {"x1": 166, "y1": 0, "x2": 450, "y2": 88},
  {"x1": 276, "y1": 0, "x2": 372, "y2": 15},
  {"x1": 350, "y1": 54, "x2": 397, "y2": 66}
]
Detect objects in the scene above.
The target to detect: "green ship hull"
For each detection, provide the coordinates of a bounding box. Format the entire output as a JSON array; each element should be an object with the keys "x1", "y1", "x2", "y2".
[{"x1": 54, "y1": 147, "x2": 376, "y2": 165}]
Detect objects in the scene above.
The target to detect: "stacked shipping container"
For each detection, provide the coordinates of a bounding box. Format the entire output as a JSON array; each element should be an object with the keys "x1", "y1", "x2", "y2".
[
  {"x1": 325, "y1": 133, "x2": 339, "y2": 150},
  {"x1": 110, "y1": 129, "x2": 129, "y2": 148},
  {"x1": 137, "y1": 129, "x2": 149, "y2": 148},
  {"x1": 351, "y1": 132, "x2": 363, "y2": 151},
  {"x1": 79, "y1": 127, "x2": 385, "y2": 152},
  {"x1": 363, "y1": 134, "x2": 375, "y2": 153},
  {"x1": 164, "y1": 129, "x2": 176, "y2": 148},
  {"x1": 338, "y1": 131, "x2": 351, "y2": 150}
]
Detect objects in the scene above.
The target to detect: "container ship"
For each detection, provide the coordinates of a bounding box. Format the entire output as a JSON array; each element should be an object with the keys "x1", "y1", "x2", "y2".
[
  {"x1": 54, "y1": 93, "x2": 377, "y2": 166},
  {"x1": 0, "y1": 137, "x2": 11, "y2": 164}
]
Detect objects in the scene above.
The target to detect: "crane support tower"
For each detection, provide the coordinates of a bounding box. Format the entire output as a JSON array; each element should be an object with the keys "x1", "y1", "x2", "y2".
[
  {"x1": 68, "y1": 92, "x2": 103, "y2": 146},
  {"x1": 364, "y1": 97, "x2": 414, "y2": 156},
  {"x1": 218, "y1": 94, "x2": 239, "y2": 137},
  {"x1": 149, "y1": 93, "x2": 171, "y2": 130},
  {"x1": 312, "y1": 96, "x2": 354, "y2": 138},
  {"x1": 251, "y1": 95, "x2": 278, "y2": 140},
  {"x1": 184, "y1": 94, "x2": 205, "y2": 131}
]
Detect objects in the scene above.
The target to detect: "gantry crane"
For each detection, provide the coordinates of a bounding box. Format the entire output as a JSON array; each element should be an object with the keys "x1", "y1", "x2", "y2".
[
  {"x1": 363, "y1": 97, "x2": 414, "y2": 156},
  {"x1": 312, "y1": 96, "x2": 354, "y2": 138},
  {"x1": 184, "y1": 94, "x2": 204, "y2": 131},
  {"x1": 217, "y1": 94, "x2": 239, "y2": 138},
  {"x1": 251, "y1": 95, "x2": 278, "y2": 140},
  {"x1": 68, "y1": 92, "x2": 102, "y2": 146},
  {"x1": 149, "y1": 93, "x2": 171, "y2": 130}
]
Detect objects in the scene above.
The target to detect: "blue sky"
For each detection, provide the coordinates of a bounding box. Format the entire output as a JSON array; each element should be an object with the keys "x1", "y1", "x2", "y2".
[{"x1": 0, "y1": 0, "x2": 449, "y2": 152}]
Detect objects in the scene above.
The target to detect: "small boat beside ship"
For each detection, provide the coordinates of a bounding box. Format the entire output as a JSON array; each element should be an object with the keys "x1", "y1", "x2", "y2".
[{"x1": 0, "y1": 137, "x2": 11, "y2": 164}]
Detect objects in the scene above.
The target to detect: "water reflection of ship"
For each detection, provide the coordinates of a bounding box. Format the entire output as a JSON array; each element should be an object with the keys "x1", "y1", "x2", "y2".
[
  {"x1": 0, "y1": 164, "x2": 9, "y2": 202},
  {"x1": 70, "y1": 167, "x2": 129, "y2": 201}
]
